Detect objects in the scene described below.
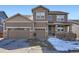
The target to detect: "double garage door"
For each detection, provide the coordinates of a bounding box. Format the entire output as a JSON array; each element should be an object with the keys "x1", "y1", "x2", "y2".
[{"x1": 7, "y1": 28, "x2": 30, "y2": 39}]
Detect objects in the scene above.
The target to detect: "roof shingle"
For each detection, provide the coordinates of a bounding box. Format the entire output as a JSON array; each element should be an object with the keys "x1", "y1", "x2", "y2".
[{"x1": 48, "y1": 11, "x2": 69, "y2": 15}]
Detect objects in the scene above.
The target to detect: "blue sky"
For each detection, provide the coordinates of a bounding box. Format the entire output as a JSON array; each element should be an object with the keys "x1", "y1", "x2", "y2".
[{"x1": 0, "y1": 5, "x2": 79, "y2": 20}]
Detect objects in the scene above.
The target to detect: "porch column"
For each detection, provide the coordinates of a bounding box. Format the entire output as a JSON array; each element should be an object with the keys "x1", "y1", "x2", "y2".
[{"x1": 69, "y1": 25, "x2": 72, "y2": 32}]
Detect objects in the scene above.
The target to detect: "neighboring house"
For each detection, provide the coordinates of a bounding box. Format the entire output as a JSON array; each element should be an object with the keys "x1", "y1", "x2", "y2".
[
  {"x1": 0, "y1": 11, "x2": 8, "y2": 32},
  {"x1": 3, "y1": 5, "x2": 77, "y2": 41},
  {"x1": 70, "y1": 20, "x2": 79, "y2": 40}
]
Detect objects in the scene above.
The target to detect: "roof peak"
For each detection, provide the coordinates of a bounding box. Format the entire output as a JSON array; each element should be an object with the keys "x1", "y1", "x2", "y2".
[{"x1": 32, "y1": 5, "x2": 49, "y2": 12}]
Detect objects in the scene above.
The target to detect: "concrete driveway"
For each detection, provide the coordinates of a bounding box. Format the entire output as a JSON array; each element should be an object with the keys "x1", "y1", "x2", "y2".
[{"x1": 0, "y1": 39, "x2": 43, "y2": 53}]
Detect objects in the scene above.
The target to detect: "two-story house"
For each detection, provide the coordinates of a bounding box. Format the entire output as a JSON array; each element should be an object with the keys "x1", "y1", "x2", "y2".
[{"x1": 3, "y1": 5, "x2": 72, "y2": 41}]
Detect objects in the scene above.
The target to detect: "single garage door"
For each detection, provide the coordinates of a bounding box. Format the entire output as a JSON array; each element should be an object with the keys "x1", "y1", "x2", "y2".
[
  {"x1": 7, "y1": 28, "x2": 30, "y2": 39},
  {"x1": 35, "y1": 29, "x2": 45, "y2": 41}
]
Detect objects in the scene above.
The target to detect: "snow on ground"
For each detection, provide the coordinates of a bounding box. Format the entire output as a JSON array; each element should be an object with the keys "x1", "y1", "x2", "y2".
[
  {"x1": 48, "y1": 37, "x2": 79, "y2": 52},
  {"x1": 1, "y1": 38, "x2": 79, "y2": 52},
  {"x1": 0, "y1": 38, "x2": 4, "y2": 40},
  {"x1": 66, "y1": 41, "x2": 79, "y2": 49}
]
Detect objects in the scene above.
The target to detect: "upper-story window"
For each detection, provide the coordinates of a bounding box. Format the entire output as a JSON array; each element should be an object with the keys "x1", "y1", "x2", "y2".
[
  {"x1": 48, "y1": 15, "x2": 52, "y2": 22},
  {"x1": 56, "y1": 15, "x2": 65, "y2": 22},
  {"x1": 36, "y1": 12, "x2": 45, "y2": 19}
]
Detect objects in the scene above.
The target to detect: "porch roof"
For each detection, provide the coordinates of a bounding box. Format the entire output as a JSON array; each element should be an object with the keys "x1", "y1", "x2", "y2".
[{"x1": 48, "y1": 22, "x2": 71, "y2": 26}]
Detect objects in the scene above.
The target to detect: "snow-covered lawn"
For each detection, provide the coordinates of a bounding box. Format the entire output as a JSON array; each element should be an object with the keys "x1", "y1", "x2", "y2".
[{"x1": 48, "y1": 37, "x2": 79, "y2": 52}]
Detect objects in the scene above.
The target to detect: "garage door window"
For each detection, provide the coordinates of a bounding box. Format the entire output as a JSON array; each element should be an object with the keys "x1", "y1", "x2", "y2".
[
  {"x1": 8, "y1": 28, "x2": 25, "y2": 30},
  {"x1": 35, "y1": 29, "x2": 45, "y2": 30},
  {"x1": 14, "y1": 28, "x2": 24, "y2": 30}
]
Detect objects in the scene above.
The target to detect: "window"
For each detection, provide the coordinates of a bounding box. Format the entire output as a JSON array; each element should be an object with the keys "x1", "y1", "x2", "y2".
[
  {"x1": 57, "y1": 28, "x2": 64, "y2": 32},
  {"x1": 61, "y1": 29, "x2": 64, "y2": 31},
  {"x1": 36, "y1": 12, "x2": 45, "y2": 19},
  {"x1": 48, "y1": 25, "x2": 52, "y2": 31},
  {"x1": 57, "y1": 25, "x2": 63, "y2": 27},
  {"x1": 56, "y1": 15, "x2": 65, "y2": 22},
  {"x1": 56, "y1": 25, "x2": 64, "y2": 32},
  {"x1": 57, "y1": 29, "x2": 60, "y2": 31},
  {"x1": 48, "y1": 15, "x2": 52, "y2": 22}
]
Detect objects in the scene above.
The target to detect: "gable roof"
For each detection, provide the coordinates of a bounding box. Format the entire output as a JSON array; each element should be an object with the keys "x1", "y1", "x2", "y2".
[
  {"x1": 0, "y1": 11, "x2": 8, "y2": 18},
  {"x1": 5, "y1": 13, "x2": 32, "y2": 22},
  {"x1": 48, "y1": 11, "x2": 69, "y2": 15},
  {"x1": 24, "y1": 15, "x2": 33, "y2": 20},
  {"x1": 32, "y1": 5, "x2": 49, "y2": 12},
  {"x1": 0, "y1": 11, "x2": 8, "y2": 19}
]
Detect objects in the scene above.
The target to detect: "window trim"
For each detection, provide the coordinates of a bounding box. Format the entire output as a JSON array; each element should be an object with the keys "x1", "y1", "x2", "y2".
[
  {"x1": 56, "y1": 15, "x2": 65, "y2": 22},
  {"x1": 56, "y1": 25, "x2": 64, "y2": 32},
  {"x1": 36, "y1": 12, "x2": 45, "y2": 19}
]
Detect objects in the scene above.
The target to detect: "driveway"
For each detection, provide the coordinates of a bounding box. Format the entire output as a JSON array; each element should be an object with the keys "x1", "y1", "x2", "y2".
[{"x1": 0, "y1": 39, "x2": 43, "y2": 53}]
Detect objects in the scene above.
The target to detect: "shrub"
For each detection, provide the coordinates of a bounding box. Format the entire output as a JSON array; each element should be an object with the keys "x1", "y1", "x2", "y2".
[{"x1": 56, "y1": 32, "x2": 77, "y2": 41}]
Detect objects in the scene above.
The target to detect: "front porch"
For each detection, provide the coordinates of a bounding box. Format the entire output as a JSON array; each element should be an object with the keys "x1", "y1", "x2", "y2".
[{"x1": 48, "y1": 22, "x2": 72, "y2": 36}]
